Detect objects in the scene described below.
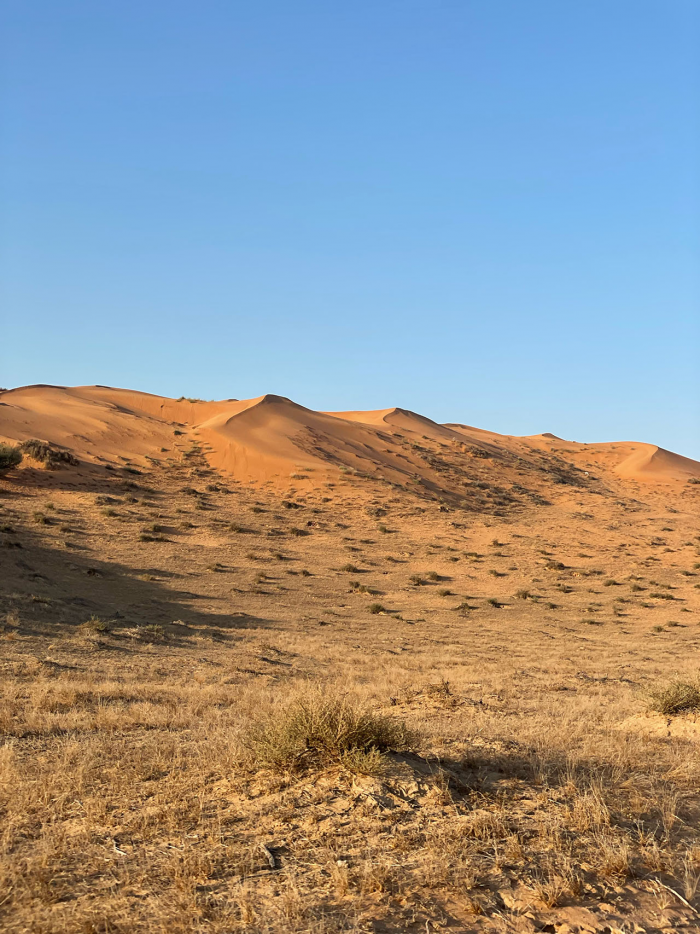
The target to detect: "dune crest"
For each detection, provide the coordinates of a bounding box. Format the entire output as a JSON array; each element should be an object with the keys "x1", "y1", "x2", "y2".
[
  {"x1": 614, "y1": 444, "x2": 700, "y2": 482},
  {"x1": 1, "y1": 384, "x2": 697, "y2": 491}
]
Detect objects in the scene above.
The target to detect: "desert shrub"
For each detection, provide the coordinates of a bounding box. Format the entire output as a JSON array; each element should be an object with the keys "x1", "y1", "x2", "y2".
[
  {"x1": 647, "y1": 679, "x2": 700, "y2": 715},
  {"x1": 245, "y1": 689, "x2": 416, "y2": 772},
  {"x1": 19, "y1": 439, "x2": 78, "y2": 468},
  {"x1": 80, "y1": 615, "x2": 110, "y2": 633},
  {"x1": 133, "y1": 624, "x2": 166, "y2": 642},
  {"x1": 368, "y1": 603, "x2": 385, "y2": 614},
  {"x1": 0, "y1": 444, "x2": 22, "y2": 472}
]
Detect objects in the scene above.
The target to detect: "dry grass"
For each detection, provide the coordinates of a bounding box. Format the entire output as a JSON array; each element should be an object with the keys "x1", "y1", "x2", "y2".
[
  {"x1": 244, "y1": 688, "x2": 415, "y2": 772},
  {"x1": 1, "y1": 441, "x2": 700, "y2": 931},
  {"x1": 647, "y1": 678, "x2": 700, "y2": 715}
]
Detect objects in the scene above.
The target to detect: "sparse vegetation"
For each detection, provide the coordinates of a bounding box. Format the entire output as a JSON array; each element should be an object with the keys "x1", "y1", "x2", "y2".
[{"x1": 1, "y1": 393, "x2": 700, "y2": 932}]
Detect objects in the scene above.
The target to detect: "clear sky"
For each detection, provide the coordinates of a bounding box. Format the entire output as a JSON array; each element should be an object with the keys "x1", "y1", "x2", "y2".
[{"x1": 1, "y1": 1, "x2": 699, "y2": 457}]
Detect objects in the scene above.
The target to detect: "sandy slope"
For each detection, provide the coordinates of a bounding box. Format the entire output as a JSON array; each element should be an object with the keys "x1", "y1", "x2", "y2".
[
  {"x1": 2, "y1": 384, "x2": 700, "y2": 932},
  {"x1": 613, "y1": 443, "x2": 700, "y2": 481},
  {"x1": 1, "y1": 384, "x2": 698, "y2": 487}
]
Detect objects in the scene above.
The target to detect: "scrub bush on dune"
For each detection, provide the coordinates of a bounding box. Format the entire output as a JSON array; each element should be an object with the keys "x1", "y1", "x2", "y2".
[
  {"x1": 18, "y1": 439, "x2": 78, "y2": 468},
  {"x1": 0, "y1": 444, "x2": 22, "y2": 473}
]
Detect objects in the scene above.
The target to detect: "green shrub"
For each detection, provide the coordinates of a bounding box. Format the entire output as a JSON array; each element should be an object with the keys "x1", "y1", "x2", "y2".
[{"x1": 0, "y1": 444, "x2": 22, "y2": 473}]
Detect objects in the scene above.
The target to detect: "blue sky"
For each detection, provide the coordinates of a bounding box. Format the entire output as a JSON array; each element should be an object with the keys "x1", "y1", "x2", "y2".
[{"x1": 1, "y1": 1, "x2": 699, "y2": 457}]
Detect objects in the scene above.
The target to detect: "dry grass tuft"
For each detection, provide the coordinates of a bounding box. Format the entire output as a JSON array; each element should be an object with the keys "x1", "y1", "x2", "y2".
[
  {"x1": 647, "y1": 678, "x2": 700, "y2": 715},
  {"x1": 244, "y1": 688, "x2": 416, "y2": 773}
]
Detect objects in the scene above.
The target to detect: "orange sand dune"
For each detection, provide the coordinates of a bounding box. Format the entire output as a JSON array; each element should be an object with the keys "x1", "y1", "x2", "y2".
[
  {"x1": 1, "y1": 384, "x2": 697, "y2": 490},
  {"x1": 197, "y1": 395, "x2": 421, "y2": 484},
  {"x1": 0, "y1": 385, "x2": 176, "y2": 463},
  {"x1": 613, "y1": 443, "x2": 700, "y2": 482},
  {"x1": 329, "y1": 406, "x2": 456, "y2": 439}
]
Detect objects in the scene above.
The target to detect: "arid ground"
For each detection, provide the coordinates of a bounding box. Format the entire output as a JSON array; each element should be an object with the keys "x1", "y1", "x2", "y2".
[{"x1": 1, "y1": 385, "x2": 700, "y2": 933}]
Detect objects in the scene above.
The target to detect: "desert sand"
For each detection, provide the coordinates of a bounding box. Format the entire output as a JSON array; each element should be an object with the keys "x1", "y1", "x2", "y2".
[{"x1": 1, "y1": 384, "x2": 700, "y2": 933}]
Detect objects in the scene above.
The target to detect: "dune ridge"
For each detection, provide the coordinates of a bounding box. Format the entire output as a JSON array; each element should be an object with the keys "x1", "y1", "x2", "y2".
[{"x1": 1, "y1": 384, "x2": 698, "y2": 489}]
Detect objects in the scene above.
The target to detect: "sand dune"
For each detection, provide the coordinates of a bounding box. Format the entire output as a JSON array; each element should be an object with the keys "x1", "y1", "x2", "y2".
[
  {"x1": 614, "y1": 443, "x2": 700, "y2": 481},
  {"x1": 1, "y1": 384, "x2": 697, "y2": 489}
]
